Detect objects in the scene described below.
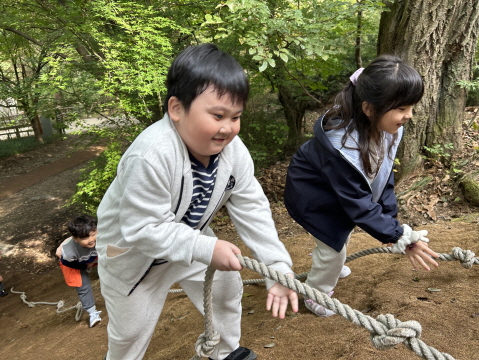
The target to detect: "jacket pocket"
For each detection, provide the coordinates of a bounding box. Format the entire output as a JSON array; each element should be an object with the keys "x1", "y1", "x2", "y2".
[
  {"x1": 103, "y1": 245, "x2": 151, "y2": 288},
  {"x1": 106, "y1": 244, "x2": 130, "y2": 258}
]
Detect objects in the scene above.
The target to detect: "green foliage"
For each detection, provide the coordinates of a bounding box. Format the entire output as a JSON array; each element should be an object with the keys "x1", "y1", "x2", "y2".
[
  {"x1": 0, "y1": 136, "x2": 56, "y2": 159},
  {"x1": 68, "y1": 122, "x2": 144, "y2": 213},
  {"x1": 69, "y1": 142, "x2": 122, "y2": 214},
  {"x1": 1, "y1": 0, "x2": 186, "y2": 125},
  {"x1": 422, "y1": 143, "x2": 463, "y2": 177},
  {"x1": 239, "y1": 94, "x2": 290, "y2": 168},
  {"x1": 195, "y1": 0, "x2": 384, "y2": 146},
  {"x1": 422, "y1": 143, "x2": 454, "y2": 161},
  {"x1": 460, "y1": 38, "x2": 479, "y2": 106}
]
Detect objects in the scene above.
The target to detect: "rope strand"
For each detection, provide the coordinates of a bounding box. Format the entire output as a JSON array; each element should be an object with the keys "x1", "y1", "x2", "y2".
[{"x1": 191, "y1": 247, "x2": 477, "y2": 359}]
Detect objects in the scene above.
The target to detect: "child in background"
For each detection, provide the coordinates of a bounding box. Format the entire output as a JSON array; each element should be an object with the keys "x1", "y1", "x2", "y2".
[
  {"x1": 96, "y1": 43, "x2": 298, "y2": 360},
  {"x1": 56, "y1": 214, "x2": 102, "y2": 327},
  {"x1": 284, "y1": 55, "x2": 440, "y2": 317}
]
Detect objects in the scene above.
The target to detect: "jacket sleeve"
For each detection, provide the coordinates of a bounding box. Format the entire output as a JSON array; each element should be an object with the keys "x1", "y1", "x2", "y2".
[
  {"x1": 377, "y1": 170, "x2": 399, "y2": 218},
  {"x1": 225, "y1": 147, "x2": 293, "y2": 287},
  {"x1": 321, "y1": 156, "x2": 403, "y2": 244},
  {"x1": 60, "y1": 257, "x2": 87, "y2": 270}
]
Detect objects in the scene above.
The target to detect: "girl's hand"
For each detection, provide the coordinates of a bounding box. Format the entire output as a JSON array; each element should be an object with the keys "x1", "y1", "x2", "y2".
[{"x1": 405, "y1": 241, "x2": 440, "y2": 271}]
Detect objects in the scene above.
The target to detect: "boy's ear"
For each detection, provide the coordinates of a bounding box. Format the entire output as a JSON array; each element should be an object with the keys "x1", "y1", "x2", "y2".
[
  {"x1": 168, "y1": 96, "x2": 183, "y2": 122},
  {"x1": 362, "y1": 101, "x2": 373, "y2": 118}
]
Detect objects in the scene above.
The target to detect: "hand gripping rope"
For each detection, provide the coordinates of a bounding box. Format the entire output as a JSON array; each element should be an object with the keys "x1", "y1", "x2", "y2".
[{"x1": 190, "y1": 247, "x2": 478, "y2": 360}]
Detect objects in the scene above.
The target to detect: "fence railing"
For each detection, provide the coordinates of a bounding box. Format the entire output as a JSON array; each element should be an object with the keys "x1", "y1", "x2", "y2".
[{"x1": 0, "y1": 124, "x2": 34, "y2": 140}]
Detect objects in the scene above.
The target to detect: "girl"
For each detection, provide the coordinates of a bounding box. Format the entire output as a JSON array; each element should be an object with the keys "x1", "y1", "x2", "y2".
[{"x1": 284, "y1": 55, "x2": 440, "y2": 317}]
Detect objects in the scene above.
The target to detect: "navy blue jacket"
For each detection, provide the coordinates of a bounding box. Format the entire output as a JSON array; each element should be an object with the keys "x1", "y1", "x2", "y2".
[{"x1": 284, "y1": 116, "x2": 404, "y2": 252}]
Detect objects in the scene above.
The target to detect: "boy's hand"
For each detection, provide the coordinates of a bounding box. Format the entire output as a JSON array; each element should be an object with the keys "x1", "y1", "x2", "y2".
[
  {"x1": 266, "y1": 273, "x2": 298, "y2": 319},
  {"x1": 210, "y1": 240, "x2": 243, "y2": 271},
  {"x1": 405, "y1": 241, "x2": 440, "y2": 271}
]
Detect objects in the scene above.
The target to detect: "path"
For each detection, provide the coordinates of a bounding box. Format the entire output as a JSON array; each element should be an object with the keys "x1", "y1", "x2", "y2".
[
  {"x1": 0, "y1": 136, "x2": 478, "y2": 359},
  {"x1": 0, "y1": 145, "x2": 103, "y2": 198}
]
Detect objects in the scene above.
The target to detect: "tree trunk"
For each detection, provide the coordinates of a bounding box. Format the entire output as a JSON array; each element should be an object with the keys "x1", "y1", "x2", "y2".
[
  {"x1": 378, "y1": 0, "x2": 479, "y2": 178},
  {"x1": 30, "y1": 113, "x2": 44, "y2": 143},
  {"x1": 355, "y1": 6, "x2": 363, "y2": 69},
  {"x1": 278, "y1": 84, "x2": 307, "y2": 152}
]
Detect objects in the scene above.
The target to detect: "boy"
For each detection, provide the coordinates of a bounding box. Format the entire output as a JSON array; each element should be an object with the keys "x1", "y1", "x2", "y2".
[
  {"x1": 56, "y1": 214, "x2": 102, "y2": 328},
  {"x1": 96, "y1": 43, "x2": 298, "y2": 360}
]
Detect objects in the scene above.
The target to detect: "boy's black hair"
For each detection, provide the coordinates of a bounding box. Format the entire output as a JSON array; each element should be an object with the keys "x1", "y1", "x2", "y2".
[
  {"x1": 164, "y1": 43, "x2": 249, "y2": 113},
  {"x1": 68, "y1": 215, "x2": 97, "y2": 239},
  {"x1": 325, "y1": 54, "x2": 424, "y2": 177}
]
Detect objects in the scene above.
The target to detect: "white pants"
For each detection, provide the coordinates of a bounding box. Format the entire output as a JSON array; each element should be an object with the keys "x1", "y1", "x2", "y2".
[
  {"x1": 102, "y1": 260, "x2": 244, "y2": 360},
  {"x1": 305, "y1": 235, "x2": 350, "y2": 294}
]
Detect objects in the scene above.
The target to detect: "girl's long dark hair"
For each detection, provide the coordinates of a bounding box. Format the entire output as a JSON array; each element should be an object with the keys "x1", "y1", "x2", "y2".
[{"x1": 324, "y1": 55, "x2": 424, "y2": 177}]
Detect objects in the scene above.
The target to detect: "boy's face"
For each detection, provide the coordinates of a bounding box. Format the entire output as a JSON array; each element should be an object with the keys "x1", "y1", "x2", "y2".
[
  {"x1": 73, "y1": 231, "x2": 97, "y2": 248},
  {"x1": 169, "y1": 86, "x2": 242, "y2": 167}
]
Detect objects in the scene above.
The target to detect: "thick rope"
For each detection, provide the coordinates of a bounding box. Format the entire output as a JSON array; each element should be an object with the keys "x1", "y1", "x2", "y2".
[
  {"x1": 192, "y1": 248, "x2": 477, "y2": 360},
  {"x1": 10, "y1": 287, "x2": 84, "y2": 321},
  {"x1": 173, "y1": 246, "x2": 478, "y2": 293},
  {"x1": 190, "y1": 266, "x2": 221, "y2": 360},
  {"x1": 237, "y1": 255, "x2": 458, "y2": 359}
]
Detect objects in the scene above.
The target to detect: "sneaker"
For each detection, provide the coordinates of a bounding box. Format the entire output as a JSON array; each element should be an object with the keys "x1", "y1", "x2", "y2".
[
  {"x1": 304, "y1": 291, "x2": 335, "y2": 317},
  {"x1": 0, "y1": 290, "x2": 8, "y2": 297},
  {"x1": 339, "y1": 265, "x2": 351, "y2": 279},
  {"x1": 89, "y1": 310, "x2": 102, "y2": 328},
  {"x1": 209, "y1": 347, "x2": 257, "y2": 360}
]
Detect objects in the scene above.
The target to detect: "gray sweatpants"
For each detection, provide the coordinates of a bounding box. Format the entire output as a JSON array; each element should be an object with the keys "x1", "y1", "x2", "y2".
[
  {"x1": 76, "y1": 269, "x2": 95, "y2": 310},
  {"x1": 305, "y1": 235, "x2": 350, "y2": 295},
  {"x1": 102, "y1": 260, "x2": 244, "y2": 360}
]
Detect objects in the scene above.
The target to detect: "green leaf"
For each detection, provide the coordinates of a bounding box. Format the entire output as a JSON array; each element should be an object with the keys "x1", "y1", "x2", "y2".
[
  {"x1": 259, "y1": 60, "x2": 268, "y2": 72},
  {"x1": 279, "y1": 53, "x2": 288, "y2": 63}
]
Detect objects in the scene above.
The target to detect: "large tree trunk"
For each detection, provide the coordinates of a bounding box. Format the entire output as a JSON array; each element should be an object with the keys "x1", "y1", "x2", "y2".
[{"x1": 378, "y1": 0, "x2": 479, "y2": 178}]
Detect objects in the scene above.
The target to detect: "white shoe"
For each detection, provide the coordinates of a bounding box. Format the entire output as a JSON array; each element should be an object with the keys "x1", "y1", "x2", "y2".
[
  {"x1": 89, "y1": 310, "x2": 102, "y2": 328},
  {"x1": 339, "y1": 265, "x2": 351, "y2": 279},
  {"x1": 304, "y1": 291, "x2": 335, "y2": 317}
]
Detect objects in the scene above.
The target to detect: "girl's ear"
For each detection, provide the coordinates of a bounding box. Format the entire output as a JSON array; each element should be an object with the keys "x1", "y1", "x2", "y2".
[
  {"x1": 362, "y1": 101, "x2": 373, "y2": 118},
  {"x1": 168, "y1": 96, "x2": 183, "y2": 122}
]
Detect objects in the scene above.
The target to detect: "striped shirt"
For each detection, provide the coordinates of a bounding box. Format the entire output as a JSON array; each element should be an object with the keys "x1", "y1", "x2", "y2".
[
  {"x1": 130, "y1": 154, "x2": 220, "y2": 294},
  {"x1": 181, "y1": 154, "x2": 218, "y2": 228}
]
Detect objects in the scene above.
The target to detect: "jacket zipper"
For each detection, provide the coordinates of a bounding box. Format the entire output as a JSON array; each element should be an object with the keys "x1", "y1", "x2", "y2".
[{"x1": 199, "y1": 192, "x2": 226, "y2": 231}]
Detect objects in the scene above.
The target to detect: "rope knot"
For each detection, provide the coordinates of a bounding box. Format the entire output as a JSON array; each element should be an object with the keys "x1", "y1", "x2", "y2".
[
  {"x1": 452, "y1": 247, "x2": 476, "y2": 269},
  {"x1": 370, "y1": 314, "x2": 422, "y2": 350},
  {"x1": 194, "y1": 331, "x2": 220, "y2": 358}
]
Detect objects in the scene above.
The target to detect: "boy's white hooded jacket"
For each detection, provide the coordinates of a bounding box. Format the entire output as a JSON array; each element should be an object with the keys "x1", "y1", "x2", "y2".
[{"x1": 96, "y1": 114, "x2": 293, "y2": 296}]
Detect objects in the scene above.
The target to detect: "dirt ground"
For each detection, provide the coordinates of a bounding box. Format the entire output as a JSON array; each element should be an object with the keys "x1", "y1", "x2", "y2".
[{"x1": 1, "y1": 127, "x2": 479, "y2": 360}]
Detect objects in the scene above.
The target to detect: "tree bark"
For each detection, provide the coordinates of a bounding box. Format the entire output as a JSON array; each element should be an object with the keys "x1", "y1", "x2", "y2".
[
  {"x1": 378, "y1": 0, "x2": 479, "y2": 178},
  {"x1": 355, "y1": 6, "x2": 363, "y2": 69}
]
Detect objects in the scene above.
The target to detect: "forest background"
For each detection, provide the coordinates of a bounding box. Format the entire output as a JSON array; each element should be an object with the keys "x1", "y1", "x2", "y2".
[
  {"x1": 1, "y1": 0, "x2": 478, "y2": 210},
  {"x1": 1, "y1": 1, "x2": 479, "y2": 359}
]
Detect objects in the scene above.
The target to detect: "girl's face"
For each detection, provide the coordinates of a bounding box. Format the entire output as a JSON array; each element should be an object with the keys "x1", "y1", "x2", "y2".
[{"x1": 377, "y1": 105, "x2": 413, "y2": 134}]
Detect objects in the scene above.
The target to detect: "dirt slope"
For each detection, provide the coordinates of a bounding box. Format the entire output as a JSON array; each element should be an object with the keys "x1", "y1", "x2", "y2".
[{"x1": 0, "y1": 136, "x2": 478, "y2": 360}]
